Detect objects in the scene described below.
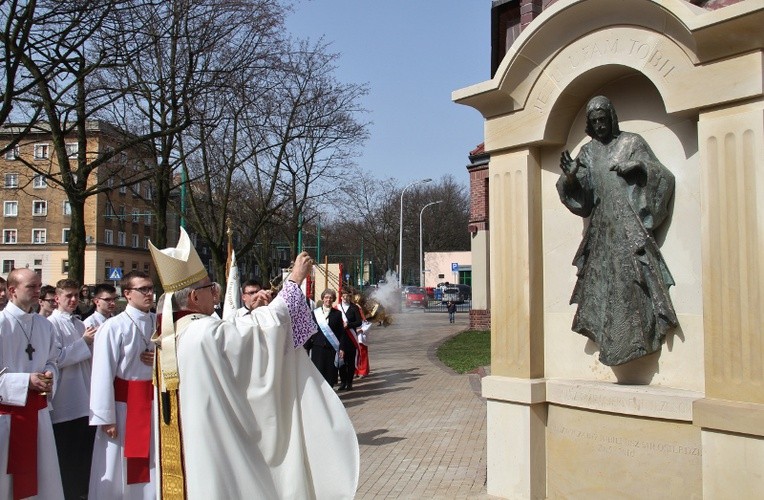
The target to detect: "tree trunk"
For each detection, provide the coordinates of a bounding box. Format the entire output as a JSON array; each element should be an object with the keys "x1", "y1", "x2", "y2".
[{"x1": 67, "y1": 197, "x2": 87, "y2": 285}]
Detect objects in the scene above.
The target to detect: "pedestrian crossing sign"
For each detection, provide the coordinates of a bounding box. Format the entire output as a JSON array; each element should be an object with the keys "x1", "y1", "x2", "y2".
[{"x1": 108, "y1": 267, "x2": 123, "y2": 281}]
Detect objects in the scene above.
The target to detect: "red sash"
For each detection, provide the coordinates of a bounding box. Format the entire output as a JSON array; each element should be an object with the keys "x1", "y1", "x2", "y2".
[
  {"x1": 113, "y1": 377, "x2": 154, "y2": 484},
  {"x1": 0, "y1": 391, "x2": 47, "y2": 500}
]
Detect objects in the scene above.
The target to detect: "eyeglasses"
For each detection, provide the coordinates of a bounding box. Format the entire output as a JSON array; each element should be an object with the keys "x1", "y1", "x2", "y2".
[
  {"x1": 193, "y1": 282, "x2": 218, "y2": 292},
  {"x1": 96, "y1": 296, "x2": 117, "y2": 303},
  {"x1": 126, "y1": 287, "x2": 154, "y2": 295}
]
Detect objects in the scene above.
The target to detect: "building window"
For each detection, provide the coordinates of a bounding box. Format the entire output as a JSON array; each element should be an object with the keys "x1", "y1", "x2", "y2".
[
  {"x1": 32, "y1": 228, "x2": 46, "y2": 244},
  {"x1": 62, "y1": 260, "x2": 69, "y2": 274},
  {"x1": 143, "y1": 262, "x2": 150, "y2": 274},
  {"x1": 118, "y1": 206, "x2": 126, "y2": 220},
  {"x1": 32, "y1": 200, "x2": 47, "y2": 216},
  {"x1": 118, "y1": 231, "x2": 126, "y2": 246},
  {"x1": 4, "y1": 145, "x2": 19, "y2": 160},
  {"x1": 104, "y1": 260, "x2": 112, "y2": 280},
  {"x1": 34, "y1": 259, "x2": 42, "y2": 266},
  {"x1": 31, "y1": 228, "x2": 46, "y2": 244},
  {"x1": 132, "y1": 234, "x2": 139, "y2": 248},
  {"x1": 104, "y1": 229, "x2": 113, "y2": 244},
  {"x1": 132, "y1": 208, "x2": 140, "y2": 222},
  {"x1": 33, "y1": 144, "x2": 49, "y2": 160},
  {"x1": 144, "y1": 212, "x2": 152, "y2": 225},
  {"x1": 62, "y1": 228, "x2": 70, "y2": 243},
  {"x1": 33, "y1": 175, "x2": 47, "y2": 189},
  {"x1": 4, "y1": 173, "x2": 18, "y2": 188},
  {"x1": 104, "y1": 202, "x2": 114, "y2": 217},
  {"x1": 2, "y1": 260, "x2": 14, "y2": 273},
  {"x1": 143, "y1": 236, "x2": 149, "y2": 249},
  {"x1": 63, "y1": 200, "x2": 71, "y2": 215},
  {"x1": 119, "y1": 182, "x2": 127, "y2": 194},
  {"x1": 131, "y1": 261, "x2": 138, "y2": 271},
  {"x1": 66, "y1": 143, "x2": 78, "y2": 158},
  {"x1": 144, "y1": 183, "x2": 152, "y2": 200},
  {"x1": 3, "y1": 229, "x2": 17, "y2": 244},
  {"x1": 4, "y1": 201, "x2": 18, "y2": 217},
  {"x1": 107, "y1": 176, "x2": 114, "y2": 188}
]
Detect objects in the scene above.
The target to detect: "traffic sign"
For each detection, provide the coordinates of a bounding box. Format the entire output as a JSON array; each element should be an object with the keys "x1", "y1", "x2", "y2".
[
  {"x1": 108, "y1": 267, "x2": 123, "y2": 281},
  {"x1": 451, "y1": 262, "x2": 459, "y2": 272}
]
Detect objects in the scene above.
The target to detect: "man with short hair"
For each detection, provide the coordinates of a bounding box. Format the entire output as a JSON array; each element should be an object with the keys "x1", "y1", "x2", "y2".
[
  {"x1": 0, "y1": 268, "x2": 64, "y2": 499},
  {"x1": 0, "y1": 276, "x2": 8, "y2": 310},
  {"x1": 48, "y1": 279, "x2": 97, "y2": 500},
  {"x1": 89, "y1": 271, "x2": 156, "y2": 498},
  {"x1": 38, "y1": 285, "x2": 57, "y2": 317},
  {"x1": 236, "y1": 279, "x2": 265, "y2": 316},
  {"x1": 83, "y1": 283, "x2": 118, "y2": 329}
]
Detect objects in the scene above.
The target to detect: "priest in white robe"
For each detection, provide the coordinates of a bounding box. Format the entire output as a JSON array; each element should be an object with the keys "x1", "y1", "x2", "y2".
[
  {"x1": 149, "y1": 229, "x2": 359, "y2": 499},
  {"x1": 89, "y1": 271, "x2": 156, "y2": 500},
  {"x1": 0, "y1": 268, "x2": 64, "y2": 500}
]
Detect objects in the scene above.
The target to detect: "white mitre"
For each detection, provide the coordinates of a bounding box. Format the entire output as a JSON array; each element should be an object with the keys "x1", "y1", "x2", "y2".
[{"x1": 148, "y1": 226, "x2": 208, "y2": 390}]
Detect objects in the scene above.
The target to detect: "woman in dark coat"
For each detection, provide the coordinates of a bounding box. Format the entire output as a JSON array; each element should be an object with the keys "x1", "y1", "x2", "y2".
[{"x1": 305, "y1": 289, "x2": 345, "y2": 388}]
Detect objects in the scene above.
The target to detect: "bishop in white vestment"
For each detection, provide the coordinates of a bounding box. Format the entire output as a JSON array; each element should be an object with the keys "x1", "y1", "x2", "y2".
[{"x1": 150, "y1": 231, "x2": 359, "y2": 499}]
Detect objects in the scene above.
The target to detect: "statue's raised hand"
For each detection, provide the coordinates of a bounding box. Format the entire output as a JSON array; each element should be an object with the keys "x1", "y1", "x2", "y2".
[{"x1": 560, "y1": 150, "x2": 581, "y2": 181}]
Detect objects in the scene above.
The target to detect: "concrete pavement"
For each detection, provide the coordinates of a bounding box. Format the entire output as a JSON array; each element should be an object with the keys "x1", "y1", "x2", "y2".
[{"x1": 338, "y1": 307, "x2": 495, "y2": 499}]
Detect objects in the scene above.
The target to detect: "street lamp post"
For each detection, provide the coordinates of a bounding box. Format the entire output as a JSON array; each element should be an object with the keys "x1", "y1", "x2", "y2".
[
  {"x1": 399, "y1": 178, "x2": 432, "y2": 287},
  {"x1": 419, "y1": 200, "x2": 443, "y2": 287}
]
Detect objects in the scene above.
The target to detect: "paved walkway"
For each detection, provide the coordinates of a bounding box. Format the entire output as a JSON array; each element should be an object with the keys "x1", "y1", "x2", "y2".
[{"x1": 338, "y1": 308, "x2": 495, "y2": 499}]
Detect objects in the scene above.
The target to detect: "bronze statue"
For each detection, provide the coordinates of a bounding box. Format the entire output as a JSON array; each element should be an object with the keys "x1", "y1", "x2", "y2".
[{"x1": 557, "y1": 95, "x2": 678, "y2": 366}]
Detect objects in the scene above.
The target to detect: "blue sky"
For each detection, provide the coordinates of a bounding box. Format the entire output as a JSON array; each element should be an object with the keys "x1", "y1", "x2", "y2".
[{"x1": 286, "y1": 0, "x2": 489, "y2": 186}]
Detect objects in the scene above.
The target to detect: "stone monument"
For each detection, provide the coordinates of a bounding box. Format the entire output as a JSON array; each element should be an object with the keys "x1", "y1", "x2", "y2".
[{"x1": 453, "y1": 0, "x2": 764, "y2": 498}]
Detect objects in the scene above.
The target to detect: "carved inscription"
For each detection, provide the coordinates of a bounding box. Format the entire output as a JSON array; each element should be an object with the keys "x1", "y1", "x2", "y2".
[
  {"x1": 555, "y1": 385, "x2": 692, "y2": 419},
  {"x1": 534, "y1": 36, "x2": 677, "y2": 113},
  {"x1": 550, "y1": 424, "x2": 703, "y2": 460}
]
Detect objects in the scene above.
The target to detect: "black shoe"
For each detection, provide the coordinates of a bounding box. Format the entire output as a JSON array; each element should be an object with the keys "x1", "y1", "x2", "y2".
[
  {"x1": 338, "y1": 385, "x2": 347, "y2": 391},
  {"x1": 346, "y1": 385, "x2": 353, "y2": 391}
]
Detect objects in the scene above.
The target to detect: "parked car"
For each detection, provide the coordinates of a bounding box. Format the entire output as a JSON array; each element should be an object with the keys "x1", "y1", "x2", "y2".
[
  {"x1": 441, "y1": 287, "x2": 463, "y2": 304},
  {"x1": 405, "y1": 287, "x2": 428, "y2": 308},
  {"x1": 456, "y1": 284, "x2": 472, "y2": 301}
]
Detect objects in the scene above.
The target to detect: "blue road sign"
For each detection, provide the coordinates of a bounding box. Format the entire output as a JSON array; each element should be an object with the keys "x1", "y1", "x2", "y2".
[
  {"x1": 451, "y1": 262, "x2": 459, "y2": 272},
  {"x1": 108, "y1": 267, "x2": 123, "y2": 281}
]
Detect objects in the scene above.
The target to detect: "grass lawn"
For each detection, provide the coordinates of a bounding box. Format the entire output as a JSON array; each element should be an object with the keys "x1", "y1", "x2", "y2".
[{"x1": 436, "y1": 329, "x2": 491, "y2": 374}]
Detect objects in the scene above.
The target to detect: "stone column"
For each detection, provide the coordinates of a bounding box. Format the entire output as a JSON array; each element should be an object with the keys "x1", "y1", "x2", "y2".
[
  {"x1": 695, "y1": 99, "x2": 764, "y2": 497},
  {"x1": 484, "y1": 147, "x2": 546, "y2": 498}
]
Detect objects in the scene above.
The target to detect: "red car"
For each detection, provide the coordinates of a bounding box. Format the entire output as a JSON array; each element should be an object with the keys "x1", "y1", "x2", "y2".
[{"x1": 405, "y1": 287, "x2": 427, "y2": 308}]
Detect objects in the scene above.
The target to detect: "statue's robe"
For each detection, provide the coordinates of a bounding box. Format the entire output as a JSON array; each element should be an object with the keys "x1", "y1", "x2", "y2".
[{"x1": 557, "y1": 131, "x2": 678, "y2": 366}]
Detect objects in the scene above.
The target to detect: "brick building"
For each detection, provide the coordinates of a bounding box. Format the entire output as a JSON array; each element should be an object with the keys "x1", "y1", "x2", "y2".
[{"x1": 0, "y1": 121, "x2": 165, "y2": 286}]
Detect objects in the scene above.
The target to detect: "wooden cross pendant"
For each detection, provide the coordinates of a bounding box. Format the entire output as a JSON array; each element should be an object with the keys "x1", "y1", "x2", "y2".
[{"x1": 25, "y1": 343, "x2": 35, "y2": 361}]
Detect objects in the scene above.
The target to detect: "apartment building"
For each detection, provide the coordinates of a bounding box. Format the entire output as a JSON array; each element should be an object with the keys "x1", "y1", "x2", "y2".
[{"x1": 0, "y1": 121, "x2": 159, "y2": 286}]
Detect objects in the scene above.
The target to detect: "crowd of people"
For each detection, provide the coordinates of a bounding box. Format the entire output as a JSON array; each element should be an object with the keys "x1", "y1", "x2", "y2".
[{"x1": 0, "y1": 231, "x2": 359, "y2": 500}]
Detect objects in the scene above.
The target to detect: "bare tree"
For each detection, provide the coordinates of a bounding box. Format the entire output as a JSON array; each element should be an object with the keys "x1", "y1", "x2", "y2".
[
  {"x1": 99, "y1": 0, "x2": 288, "y2": 258},
  {"x1": 0, "y1": 0, "x2": 176, "y2": 283},
  {"x1": 179, "y1": 37, "x2": 369, "y2": 281},
  {"x1": 277, "y1": 38, "x2": 369, "y2": 255}
]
